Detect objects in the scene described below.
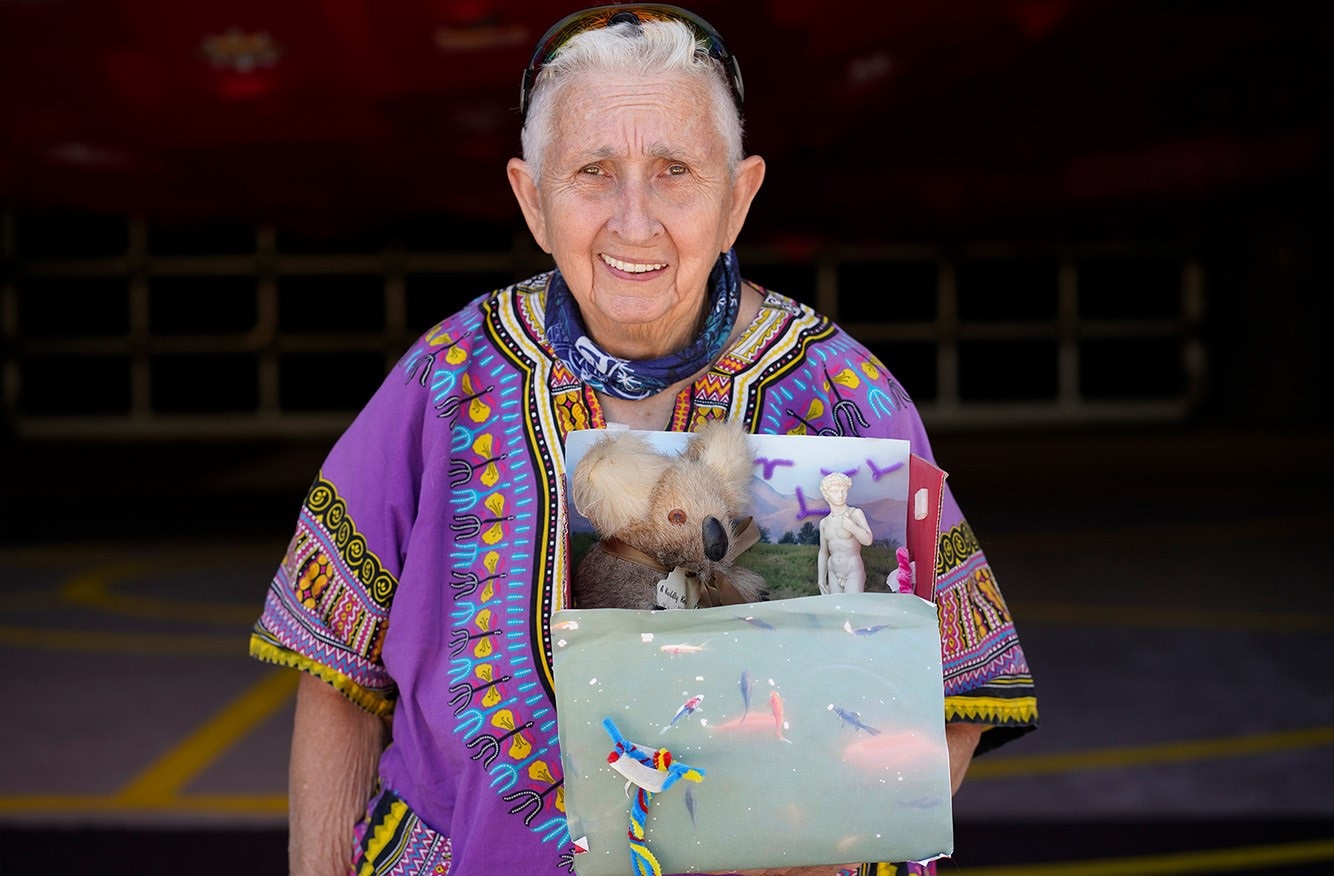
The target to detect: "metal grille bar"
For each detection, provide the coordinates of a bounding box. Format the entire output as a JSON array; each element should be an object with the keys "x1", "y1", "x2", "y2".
[{"x1": 1, "y1": 212, "x2": 1203, "y2": 438}]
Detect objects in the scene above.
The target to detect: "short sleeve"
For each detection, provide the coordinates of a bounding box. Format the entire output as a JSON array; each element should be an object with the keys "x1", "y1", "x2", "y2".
[
  {"x1": 857, "y1": 358, "x2": 1039, "y2": 752},
  {"x1": 249, "y1": 341, "x2": 434, "y2": 717}
]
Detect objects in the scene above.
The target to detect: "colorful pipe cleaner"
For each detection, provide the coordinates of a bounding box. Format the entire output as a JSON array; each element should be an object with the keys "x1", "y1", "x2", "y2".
[{"x1": 602, "y1": 717, "x2": 705, "y2": 876}]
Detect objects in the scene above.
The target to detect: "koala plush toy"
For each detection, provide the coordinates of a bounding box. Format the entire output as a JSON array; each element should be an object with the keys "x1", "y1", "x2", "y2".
[{"x1": 570, "y1": 419, "x2": 767, "y2": 610}]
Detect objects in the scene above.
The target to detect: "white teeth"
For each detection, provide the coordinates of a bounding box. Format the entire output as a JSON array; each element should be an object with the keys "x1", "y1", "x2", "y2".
[{"x1": 601, "y1": 254, "x2": 666, "y2": 273}]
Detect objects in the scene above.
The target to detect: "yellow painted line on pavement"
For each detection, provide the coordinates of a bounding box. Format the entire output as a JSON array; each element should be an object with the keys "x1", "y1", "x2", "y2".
[
  {"x1": 0, "y1": 624, "x2": 241, "y2": 656},
  {"x1": 0, "y1": 670, "x2": 296, "y2": 816},
  {"x1": 61, "y1": 563, "x2": 258, "y2": 625},
  {"x1": 116, "y1": 669, "x2": 300, "y2": 805},
  {"x1": 957, "y1": 838, "x2": 1334, "y2": 876},
  {"x1": 970, "y1": 726, "x2": 1334, "y2": 780},
  {"x1": 0, "y1": 793, "x2": 288, "y2": 815}
]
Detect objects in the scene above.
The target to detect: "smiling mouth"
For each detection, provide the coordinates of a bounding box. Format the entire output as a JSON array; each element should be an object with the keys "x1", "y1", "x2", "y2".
[{"x1": 601, "y1": 254, "x2": 667, "y2": 274}]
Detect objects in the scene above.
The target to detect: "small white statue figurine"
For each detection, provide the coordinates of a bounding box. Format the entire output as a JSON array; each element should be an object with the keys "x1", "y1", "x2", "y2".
[{"x1": 817, "y1": 472, "x2": 874, "y2": 594}]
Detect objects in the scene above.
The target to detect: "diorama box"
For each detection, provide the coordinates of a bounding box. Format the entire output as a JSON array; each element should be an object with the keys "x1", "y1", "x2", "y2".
[{"x1": 553, "y1": 431, "x2": 952, "y2": 874}]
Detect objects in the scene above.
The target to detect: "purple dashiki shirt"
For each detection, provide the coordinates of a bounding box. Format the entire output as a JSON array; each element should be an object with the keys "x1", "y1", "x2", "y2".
[{"x1": 250, "y1": 273, "x2": 1038, "y2": 875}]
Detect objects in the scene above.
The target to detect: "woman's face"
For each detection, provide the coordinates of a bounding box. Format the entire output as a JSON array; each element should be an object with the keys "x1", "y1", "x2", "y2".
[{"x1": 509, "y1": 71, "x2": 764, "y2": 360}]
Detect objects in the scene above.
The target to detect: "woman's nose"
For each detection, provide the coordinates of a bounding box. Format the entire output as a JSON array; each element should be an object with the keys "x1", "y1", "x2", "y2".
[{"x1": 607, "y1": 180, "x2": 660, "y2": 242}]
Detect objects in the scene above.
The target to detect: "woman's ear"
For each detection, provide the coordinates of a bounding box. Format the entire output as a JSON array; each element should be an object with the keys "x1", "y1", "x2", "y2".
[
  {"x1": 507, "y1": 157, "x2": 551, "y2": 254},
  {"x1": 723, "y1": 154, "x2": 766, "y2": 251}
]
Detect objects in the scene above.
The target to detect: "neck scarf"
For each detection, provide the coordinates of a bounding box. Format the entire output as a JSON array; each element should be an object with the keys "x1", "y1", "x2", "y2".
[{"x1": 544, "y1": 249, "x2": 742, "y2": 401}]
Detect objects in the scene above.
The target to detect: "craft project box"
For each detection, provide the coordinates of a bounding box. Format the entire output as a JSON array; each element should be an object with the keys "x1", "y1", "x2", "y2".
[{"x1": 553, "y1": 434, "x2": 951, "y2": 874}]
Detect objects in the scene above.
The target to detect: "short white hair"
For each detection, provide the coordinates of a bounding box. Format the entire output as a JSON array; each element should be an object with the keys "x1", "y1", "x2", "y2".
[{"x1": 520, "y1": 19, "x2": 744, "y2": 184}]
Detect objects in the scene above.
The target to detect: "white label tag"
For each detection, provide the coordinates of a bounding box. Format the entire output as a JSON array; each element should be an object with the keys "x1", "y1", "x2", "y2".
[
  {"x1": 914, "y1": 487, "x2": 929, "y2": 521},
  {"x1": 656, "y1": 567, "x2": 692, "y2": 610}
]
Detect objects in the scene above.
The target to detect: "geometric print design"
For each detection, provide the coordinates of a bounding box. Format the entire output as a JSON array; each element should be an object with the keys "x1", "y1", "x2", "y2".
[
  {"x1": 935, "y1": 520, "x2": 1037, "y2": 727},
  {"x1": 353, "y1": 785, "x2": 454, "y2": 876},
  {"x1": 304, "y1": 474, "x2": 399, "y2": 608},
  {"x1": 250, "y1": 480, "x2": 397, "y2": 715}
]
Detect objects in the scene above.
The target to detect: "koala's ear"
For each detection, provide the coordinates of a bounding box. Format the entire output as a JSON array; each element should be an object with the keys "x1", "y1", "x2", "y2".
[
  {"x1": 571, "y1": 432, "x2": 673, "y2": 534},
  {"x1": 683, "y1": 419, "x2": 756, "y2": 506}
]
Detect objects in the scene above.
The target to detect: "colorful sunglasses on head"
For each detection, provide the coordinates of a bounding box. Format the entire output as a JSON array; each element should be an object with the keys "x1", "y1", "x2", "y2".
[{"x1": 519, "y1": 4, "x2": 744, "y2": 120}]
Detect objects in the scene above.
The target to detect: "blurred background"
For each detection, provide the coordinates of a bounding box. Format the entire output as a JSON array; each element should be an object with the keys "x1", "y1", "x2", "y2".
[{"x1": 1, "y1": 0, "x2": 1330, "y2": 873}]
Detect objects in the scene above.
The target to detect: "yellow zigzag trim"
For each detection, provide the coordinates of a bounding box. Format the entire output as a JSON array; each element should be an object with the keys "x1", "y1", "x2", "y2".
[
  {"x1": 945, "y1": 695, "x2": 1039, "y2": 725},
  {"x1": 249, "y1": 634, "x2": 395, "y2": 718},
  {"x1": 358, "y1": 797, "x2": 411, "y2": 876}
]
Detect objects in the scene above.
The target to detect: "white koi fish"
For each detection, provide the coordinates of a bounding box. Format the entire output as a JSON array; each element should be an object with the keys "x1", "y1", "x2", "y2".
[{"x1": 659, "y1": 640, "x2": 709, "y2": 656}]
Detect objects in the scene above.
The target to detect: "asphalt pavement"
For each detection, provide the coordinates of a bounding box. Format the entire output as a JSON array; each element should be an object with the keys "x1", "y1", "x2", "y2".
[{"x1": 2, "y1": 424, "x2": 1331, "y2": 874}]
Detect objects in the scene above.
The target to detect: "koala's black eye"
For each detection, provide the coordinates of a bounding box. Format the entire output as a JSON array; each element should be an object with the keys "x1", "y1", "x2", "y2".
[{"x1": 667, "y1": 509, "x2": 687, "y2": 526}]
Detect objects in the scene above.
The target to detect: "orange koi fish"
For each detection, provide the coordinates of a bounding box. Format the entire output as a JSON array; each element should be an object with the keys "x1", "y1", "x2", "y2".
[
  {"x1": 769, "y1": 690, "x2": 793, "y2": 743},
  {"x1": 708, "y1": 712, "x2": 773, "y2": 735},
  {"x1": 843, "y1": 731, "x2": 946, "y2": 775}
]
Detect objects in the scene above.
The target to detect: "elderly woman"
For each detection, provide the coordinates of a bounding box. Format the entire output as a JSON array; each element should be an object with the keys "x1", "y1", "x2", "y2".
[{"x1": 250, "y1": 6, "x2": 1037, "y2": 876}]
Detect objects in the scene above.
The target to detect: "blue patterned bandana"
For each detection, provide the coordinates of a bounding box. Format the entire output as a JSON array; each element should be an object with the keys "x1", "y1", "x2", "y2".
[{"x1": 544, "y1": 249, "x2": 742, "y2": 401}]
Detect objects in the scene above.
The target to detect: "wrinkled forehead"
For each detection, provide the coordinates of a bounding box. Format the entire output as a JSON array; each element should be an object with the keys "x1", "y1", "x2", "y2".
[
  {"x1": 547, "y1": 70, "x2": 723, "y2": 155},
  {"x1": 552, "y1": 67, "x2": 715, "y2": 121}
]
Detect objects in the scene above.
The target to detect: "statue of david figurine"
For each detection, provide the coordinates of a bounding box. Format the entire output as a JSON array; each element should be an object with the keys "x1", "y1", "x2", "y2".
[{"x1": 817, "y1": 472, "x2": 873, "y2": 594}]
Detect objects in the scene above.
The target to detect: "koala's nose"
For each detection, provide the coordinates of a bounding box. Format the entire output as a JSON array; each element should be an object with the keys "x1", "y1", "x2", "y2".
[{"x1": 703, "y1": 516, "x2": 728, "y2": 562}]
